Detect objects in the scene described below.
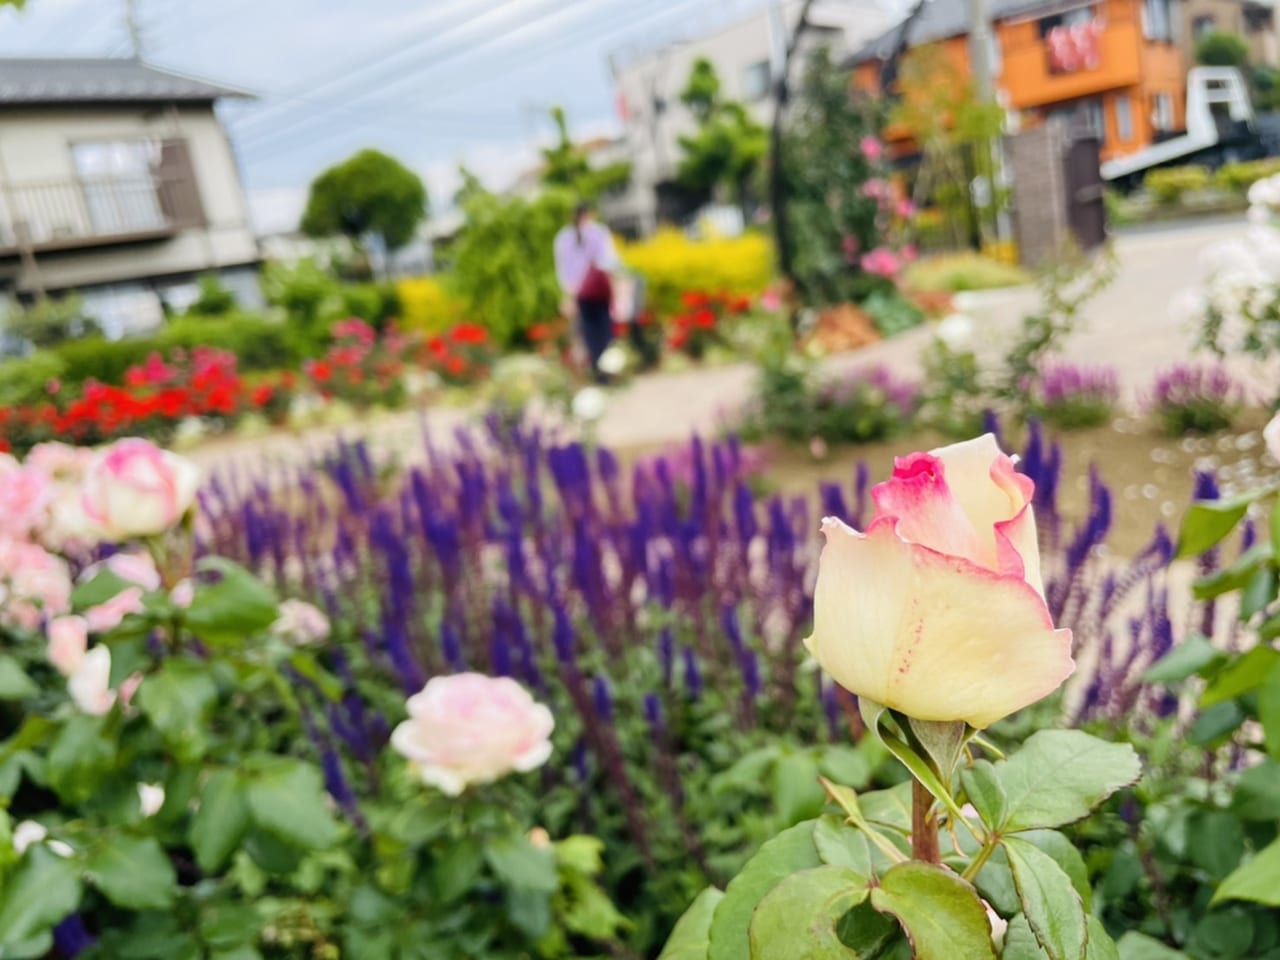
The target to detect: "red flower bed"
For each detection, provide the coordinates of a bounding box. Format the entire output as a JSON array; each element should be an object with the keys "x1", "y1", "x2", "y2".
[
  {"x1": 667, "y1": 291, "x2": 752, "y2": 359},
  {"x1": 417, "y1": 322, "x2": 498, "y2": 386}
]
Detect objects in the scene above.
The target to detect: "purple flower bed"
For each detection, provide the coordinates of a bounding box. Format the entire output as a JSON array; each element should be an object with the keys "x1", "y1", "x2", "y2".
[
  {"x1": 1029, "y1": 361, "x2": 1120, "y2": 429},
  {"x1": 1147, "y1": 362, "x2": 1244, "y2": 435},
  {"x1": 194, "y1": 414, "x2": 1189, "y2": 949}
]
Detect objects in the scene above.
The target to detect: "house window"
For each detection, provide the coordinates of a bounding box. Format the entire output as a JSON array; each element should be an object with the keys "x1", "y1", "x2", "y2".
[
  {"x1": 1115, "y1": 95, "x2": 1133, "y2": 140},
  {"x1": 1082, "y1": 98, "x2": 1106, "y2": 139},
  {"x1": 71, "y1": 140, "x2": 166, "y2": 235},
  {"x1": 742, "y1": 60, "x2": 771, "y2": 101},
  {"x1": 1152, "y1": 92, "x2": 1174, "y2": 131},
  {"x1": 1192, "y1": 14, "x2": 1216, "y2": 37},
  {"x1": 1142, "y1": 0, "x2": 1174, "y2": 41}
]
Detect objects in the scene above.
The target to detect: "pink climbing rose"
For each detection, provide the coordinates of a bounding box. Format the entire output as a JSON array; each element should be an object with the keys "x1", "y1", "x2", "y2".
[{"x1": 82, "y1": 439, "x2": 200, "y2": 540}]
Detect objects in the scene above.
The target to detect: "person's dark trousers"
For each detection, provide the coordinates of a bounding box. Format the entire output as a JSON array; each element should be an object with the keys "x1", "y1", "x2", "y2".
[{"x1": 577, "y1": 297, "x2": 614, "y2": 383}]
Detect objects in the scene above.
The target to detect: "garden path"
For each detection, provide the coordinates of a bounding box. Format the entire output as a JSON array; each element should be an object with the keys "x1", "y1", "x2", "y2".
[{"x1": 189, "y1": 218, "x2": 1263, "y2": 474}]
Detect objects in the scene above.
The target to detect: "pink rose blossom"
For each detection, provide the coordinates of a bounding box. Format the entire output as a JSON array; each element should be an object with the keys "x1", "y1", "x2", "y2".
[
  {"x1": 391, "y1": 673, "x2": 555, "y2": 796},
  {"x1": 118, "y1": 672, "x2": 144, "y2": 707},
  {"x1": 83, "y1": 552, "x2": 161, "y2": 592},
  {"x1": 84, "y1": 586, "x2": 145, "y2": 634},
  {"x1": 82, "y1": 439, "x2": 200, "y2": 540},
  {"x1": 860, "y1": 136, "x2": 883, "y2": 161},
  {"x1": 170, "y1": 579, "x2": 194, "y2": 608},
  {"x1": 760, "y1": 289, "x2": 783, "y2": 312},
  {"x1": 68, "y1": 646, "x2": 116, "y2": 716},
  {"x1": 25, "y1": 443, "x2": 91, "y2": 482},
  {"x1": 860, "y1": 246, "x2": 903, "y2": 278},
  {"x1": 0, "y1": 540, "x2": 72, "y2": 631},
  {"x1": 272, "y1": 599, "x2": 330, "y2": 646},
  {"x1": 47, "y1": 615, "x2": 88, "y2": 676},
  {"x1": 0, "y1": 461, "x2": 53, "y2": 539},
  {"x1": 805, "y1": 435, "x2": 1073, "y2": 729}
]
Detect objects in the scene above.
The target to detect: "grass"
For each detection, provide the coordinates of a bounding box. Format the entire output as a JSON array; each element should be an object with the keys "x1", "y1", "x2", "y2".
[{"x1": 903, "y1": 252, "x2": 1031, "y2": 294}]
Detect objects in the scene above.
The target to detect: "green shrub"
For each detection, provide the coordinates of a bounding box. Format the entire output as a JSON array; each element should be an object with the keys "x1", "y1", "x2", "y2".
[
  {"x1": 157, "y1": 313, "x2": 309, "y2": 372},
  {"x1": 1144, "y1": 165, "x2": 1211, "y2": 206},
  {"x1": 261, "y1": 257, "x2": 343, "y2": 337},
  {"x1": 3, "y1": 295, "x2": 100, "y2": 348},
  {"x1": 1195, "y1": 30, "x2": 1249, "y2": 67},
  {"x1": 0, "y1": 350, "x2": 66, "y2": 406},
  {"x1": 902, "y1": 252, "x2": 1030, "y2": 293},
  {"x1": 338, "y1": 282, "x2": 400, "y2": 330},
  {"x1": 1214, "y1": 157, "x2": 1280, "y2": 193},
  {"x1": 51, "y1": 336, "x2": 157, "y2": 385},
  {"x1": 862, "y1": 291, "x2": 924, "y2": 337},
  {"x1": 184, "y1": 273, "x2": 238, "y2": 316}
]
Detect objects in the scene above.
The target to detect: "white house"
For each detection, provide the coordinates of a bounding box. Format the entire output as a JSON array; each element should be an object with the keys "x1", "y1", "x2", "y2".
[
  {"x1": 608, "y1": 0, "x2": 898, "y2": 234},
  {"x1": 0, "y1": 58, "x2": 261, "y2": 335}
]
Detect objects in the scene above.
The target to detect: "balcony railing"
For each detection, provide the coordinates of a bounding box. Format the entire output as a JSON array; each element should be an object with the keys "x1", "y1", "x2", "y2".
[{"x1": 0, "y1": 173, "x2": 204, "y2": 256}]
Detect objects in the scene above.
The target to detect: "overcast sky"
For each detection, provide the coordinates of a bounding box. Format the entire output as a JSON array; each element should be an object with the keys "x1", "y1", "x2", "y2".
[{"x1": 0, "y1": 0, "x2": 772, "y2": 233}]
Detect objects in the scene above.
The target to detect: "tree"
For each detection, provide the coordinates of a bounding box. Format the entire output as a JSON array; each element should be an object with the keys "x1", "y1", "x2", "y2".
[
  {"x1": 450, "y1": 184, "x2": 572, "y2": 346},
  {"x1": 1196, "y1": 31, "x2": 1249, "y2": 67},
  {"x1": 675, "y1": 59, "x2": 767, "y2": 215},
  {"x1": 539, "y1": 106, "x2": 632, "y2": 200},
  {"x1": 301, "y1": 148, "x2": 428, "y2": 252},
  {"x1": 781, "y1": 46, "x2": 884, "y2": 307}
]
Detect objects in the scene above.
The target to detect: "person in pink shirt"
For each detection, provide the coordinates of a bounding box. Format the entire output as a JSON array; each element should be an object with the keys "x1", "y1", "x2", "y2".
[{"x1": 554, "y1": 202, "x2": 618, "y2": 382}]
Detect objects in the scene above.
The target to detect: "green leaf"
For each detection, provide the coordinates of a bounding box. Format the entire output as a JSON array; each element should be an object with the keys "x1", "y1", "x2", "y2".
[
  {"x1": 46, "y1": 713, "x2": 115, "y2": 805},
  {"x1": 0, "y1": 846, "x2": 81, "y2": 945},
  {"x1": 71, "y1": 568, "x2": 134, "y2": 609},
  {"x1": 562, "y1": 873, "x2": 628, "y2": 940},
  {"x1": 1260, "y1": 666, "x2": 1280, "y2": 763},
  {"x1": 1003, "y1": 914, "x2": 1051, "y2": 959},
  {"x1": 1177, "y1": 492, "x2": 1265, "y2": 558},
  {"x1": 860, "y1": 782, "x2": 913, "y2": 834},
  {"x1": 658, "y1": 887, "x2": 724, "y2": 960},
  {"x1": 996, "y1": 731, "x2": 1142, "y2": 832},
  {"x1": 1086, "y1": 917, "x2": 1121, "y2": 960},
  {"x1": 554, "y1": 834, "x2": 604, "y2": 876},
  {"x1": 708, "y1": 819, "x2": 821, "y2": 960},
  {"x1": 961, "y1": 760, "x2": 1008, "y2": 831},
  {"x1": 748, "y1": 866, "x2": 868, "y2": 959},
  {"x1": 200, "y1": 901, "x2": 263, "y2": 949},
  {"x1": 814, "y1": 815, "x2": 897, "y2": 879},
  {"x1": 507, "y1": 887, "x2": 552, "y2": 940},
  {"x1": 1142, "y1": 636, "x2": 1224, "y2": 684},
  {"x1": 1115, "y1": 931, "x2": 1190, "y2": 958},
  {"x1": 0, "y1": 657, "x2": 37, "y2": 701},
  {"x1": 1020, "y1": 830, "x2": 1092, "y2": 911},
  {"x1": 869, "y1": 861, "x2": 997, "y2": 960},
  {"x1": 1231, "y1": 760, "x2": 1280, "y2": 820},
  {"x1": 1187, "y1": 810, "x2": 1244, "y2": 880},
  {"x1": 431, "y1": 836, "x2": 483, "y2": 903},
  {"x1": 1241, "y1": 565, "x2": 1276, "y2": 620},
  {"x1": 1201, "y1": 646, "x2": 1280, "y2": 707},
  {"x1": 818, "y1": 745, "x2": 872, "y2": 789},
  {"x1": 861, "y1": 701, "x2": 966, "y2": 825},
  {"x1": 136, "y1": 658, "x2": 220, "y2": 762},
  {"x1": 184, "y1": 557, "x2": 279, "y2": 645},
  {"x1": 1003, "y1": 836, "x2": 1087, "y2": 960},
  {"x1": 1189, "y1": 700, "x2": 1247, "y2": 744},
  {"x1": 1272, "y1": 498, "x2": 1280, "y2": 561},
  {"x1": 484, "y1": 833, "x2": 557, "y2": 893},
  {"x1": 774, "y1": 752, "x2": 826, "y2": 826},
  {"x1": 86, "y1": 834, "x2": 177, "y2": 910},
  {"x1": 1212, "y1": 836, "x2": 1280, "y2": 906},
  {"x1": 191, "y1": 768, "x2": 250, "y2": 873},
  {"x1": 906, "y1": 718, "x2": 970, "y2": 788},
  {"x1": 243, "y1": 757, "x2": 340, "y2": 851},
  {"x1": 210, "y1": 948, "x2": 264, "y2": 960},
  {"x1": 1193, "y1": 545, "x2": 1270, "y2": 600}
]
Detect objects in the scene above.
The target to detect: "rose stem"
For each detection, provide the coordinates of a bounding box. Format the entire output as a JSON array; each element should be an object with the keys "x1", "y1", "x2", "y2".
[{"x1": 911, "y1": 778, "x2": 940, "y2": 864}]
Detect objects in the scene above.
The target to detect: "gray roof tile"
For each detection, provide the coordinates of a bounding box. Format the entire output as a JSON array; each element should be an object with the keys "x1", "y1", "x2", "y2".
[{"x1": 0, "y1": 58, "x2": 254, "y2": 105}]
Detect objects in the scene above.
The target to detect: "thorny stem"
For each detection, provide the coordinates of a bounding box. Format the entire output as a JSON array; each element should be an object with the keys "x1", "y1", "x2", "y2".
[{"x1": 911, "y1": 778, "x2": 940, "y2": 864}]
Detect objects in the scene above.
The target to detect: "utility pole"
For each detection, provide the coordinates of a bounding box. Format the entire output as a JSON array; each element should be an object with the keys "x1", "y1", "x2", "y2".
[
  {"x1": 967, "y1": 0, "x2": 1013, "y2": 245},
  {"x1": 125, "y1": 0, "x2": 144, "y2": 60}
]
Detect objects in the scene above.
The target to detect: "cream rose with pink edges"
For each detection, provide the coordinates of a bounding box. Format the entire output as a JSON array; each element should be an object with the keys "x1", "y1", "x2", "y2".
[
  {"x1": 390, "y1": 673, "x2": 555, "y2": 796},
  {"x1": 82, "y1": 439, "x2": 200, "y2": 540},
  {"x1": 805, "y1": 434, "x2": 1073, "y2": 729}
]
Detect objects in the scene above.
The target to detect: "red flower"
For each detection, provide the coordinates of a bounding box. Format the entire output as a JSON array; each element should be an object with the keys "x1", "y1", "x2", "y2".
[
  {"x1": 528, "y1": 322, "x2": 554, "y2": 342},
  {"x1": 692, "y1": 309, "x2": 716, "y2": 330},
  {"x1": 680, "y1": 291, "x2": 708, "y2": 309},
  {"x1": 252, "y1": 385, "x2": 273, "y2": 407},
  {"x1": 444, "y1": 355, "x2": 467, "y2": 376},
  {"x1": 449, "y1": 323, "x2": 488, "y2": 346},
  {"x1": 308, "y1": 360, "x2": 332, "y2": 383},
  {"x1": 427, "y1": 336, "x2": 448, "y2": 358}
]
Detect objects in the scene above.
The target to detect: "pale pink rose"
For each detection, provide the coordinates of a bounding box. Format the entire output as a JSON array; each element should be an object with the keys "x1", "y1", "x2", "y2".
[
  {"x1": 805, "y1": 435, "x2": 1073, "y2": 729},
  {"x1": 118, "y1": 672, "x2": 143, "y2": 707},
  {"x1": 82, "y1": 439, "x2": 200, "y2": 540},
  {"x1": 0, "y1": 540, "x2": 72, "y2": 631},
  {"x1": 47, "y1": 615, "x2": 88, "y2": 676},
  {"x1": 68, "y1": 645, "x2": 116, "y2": 715},
  {"x1": 271, "y1": 599, "x2": 330, "y2": 646},
  {"x1": 860, "y1": 135, "x2": 884, "y2": 161},
  {"x1": 390, "y1": 673, "x2": 555, "y2": 796},
  {"x1": 170, "y1": 579, "x2": 194, "y2": 609},
  {"x1": 25, "y1": 443, "x2": 91, "y2": 482},
  {"x1": 0, "y1": 462, "x2": 53, "y2": 539},
  {"x1": 83, "y1": 552, "x2": 161, "y2": 592},
  {"x1": 84, "y1": 586, "x2": 145, "y2": 634},
  {"x1": 41, "y1": 485, "x2": 103, "y2": 552},
  {"x1": 1265, "y1": 411, "x2": 1280, "y2": 462},
  {"x1": 860, "y1": 246, "x2": 903, "y2": 278}
]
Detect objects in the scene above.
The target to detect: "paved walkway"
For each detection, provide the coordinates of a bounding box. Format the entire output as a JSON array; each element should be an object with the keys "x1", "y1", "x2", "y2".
[{"x1": 189, "y1": 218, "x2": 1263, "y2": 473}]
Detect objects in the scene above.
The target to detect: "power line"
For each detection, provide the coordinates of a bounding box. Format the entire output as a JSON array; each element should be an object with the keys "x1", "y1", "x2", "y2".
[
  {"x1": 239, "y1": 0, "x2": 672, "y2": 160},
  {"x1": 230, "y1": 0, "x2": 530, "y2": 134}
]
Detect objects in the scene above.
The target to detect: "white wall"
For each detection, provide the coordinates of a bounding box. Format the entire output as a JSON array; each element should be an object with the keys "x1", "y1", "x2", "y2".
[{"x1": 0, "y1": 103, "x2": 259, "y2": 293}]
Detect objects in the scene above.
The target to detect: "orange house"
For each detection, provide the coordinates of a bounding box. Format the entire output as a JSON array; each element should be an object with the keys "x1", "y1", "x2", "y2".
[{"x1": 851, "y1": 0, "x2": 1187, "y2": 163}]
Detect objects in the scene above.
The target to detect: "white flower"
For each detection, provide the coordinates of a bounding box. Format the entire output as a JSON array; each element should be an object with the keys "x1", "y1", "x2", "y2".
[
  {"x1": 68, "y1": 645, "x2": 116, "y2": 716},
  {"x1": 1265, "y1": 412, "x2": 1280, "y2": 463},
  {"x1": 597, "y1": 344, "x2": 628, "y2": 376},
  {"x1": 272, "y1": 599, "x2": 330, "y2": 646},
  {"x1": 138, "y1": 782, "x2": 166, "y2": 817},
  {"x1": 12, "y1": 820, "x2": 46, "y2": 856},
  {"x1": 936, "y1": 313, "x2": 974, "y2": 351},
  {"x1": 571, "y1": 386, "x2": 608, "y2": 423}
]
